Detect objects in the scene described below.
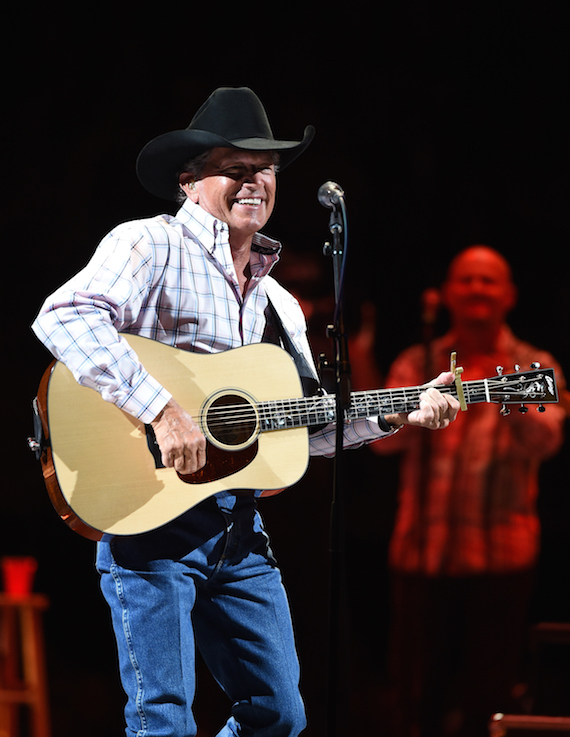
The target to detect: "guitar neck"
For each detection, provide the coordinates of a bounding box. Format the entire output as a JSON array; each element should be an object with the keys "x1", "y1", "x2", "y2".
[
  {"x1": 258, "y1": 380, "x2": 488, "y2": 432},
  {"x1": 347, "y1": 381, "x2": 487, "y2": 422}
]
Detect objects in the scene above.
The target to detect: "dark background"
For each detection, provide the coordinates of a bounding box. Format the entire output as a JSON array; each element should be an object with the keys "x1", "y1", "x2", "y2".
[{"x1": 2, "y1": 4, "x2": 569, "y2": 735}]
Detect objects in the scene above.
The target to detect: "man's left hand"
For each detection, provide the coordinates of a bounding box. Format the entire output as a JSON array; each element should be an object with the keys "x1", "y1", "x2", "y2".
[{"x1": 385, "y1": 371, "x2": 461, "y2": 430}]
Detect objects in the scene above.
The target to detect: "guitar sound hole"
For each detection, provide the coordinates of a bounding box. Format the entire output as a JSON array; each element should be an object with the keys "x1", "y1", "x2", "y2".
[{"x1": 205, "y1": 394, "x2": 257, "y2": 447}]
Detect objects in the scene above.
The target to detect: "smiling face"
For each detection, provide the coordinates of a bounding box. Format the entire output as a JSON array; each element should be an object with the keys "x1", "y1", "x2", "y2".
[
  {"x1": 180, "y1": 147, "x2": 277, "y2": 248},
  {"x1": 442, "y1": 246, "x2": 517, "y2": 330}
]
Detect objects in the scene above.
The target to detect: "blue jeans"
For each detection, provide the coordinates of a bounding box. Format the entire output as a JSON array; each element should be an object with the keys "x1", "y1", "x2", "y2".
[{"x1": 96, "y1": 494, "x2": 307, "y2": 737}]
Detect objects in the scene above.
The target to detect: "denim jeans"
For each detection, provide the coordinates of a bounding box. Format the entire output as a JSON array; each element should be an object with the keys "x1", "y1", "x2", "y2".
[{"x1": 96, "y1": 494, "x2": 307, "y2": 737}]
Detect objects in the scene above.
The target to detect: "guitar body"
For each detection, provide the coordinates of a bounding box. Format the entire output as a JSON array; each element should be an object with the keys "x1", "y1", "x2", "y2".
[{"x1": 41, "y1": 336, "x2": 309, "y2": 538}]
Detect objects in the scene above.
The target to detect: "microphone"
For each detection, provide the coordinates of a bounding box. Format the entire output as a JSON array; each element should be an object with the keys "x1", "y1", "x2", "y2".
[{"x1": 317, "y1": 181, "x2": 345, "y2": 209}]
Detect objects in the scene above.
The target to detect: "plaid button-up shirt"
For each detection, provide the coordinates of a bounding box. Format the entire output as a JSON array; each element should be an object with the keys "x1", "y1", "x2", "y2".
[
  {"x1": 32, "y1": 199, "x2": 391, "y2": 460},
  {"x1": 375, "y1": 328, "x2": 566, "y2": 575}
]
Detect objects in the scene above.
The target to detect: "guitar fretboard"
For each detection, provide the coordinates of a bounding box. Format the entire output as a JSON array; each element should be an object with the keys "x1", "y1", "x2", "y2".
[
  {"x1": 258, "y1": 382, "x2": 469, "y2": 432},
  {"x1": 256, "y1": 371, "x2": 556, "y2": 432}
]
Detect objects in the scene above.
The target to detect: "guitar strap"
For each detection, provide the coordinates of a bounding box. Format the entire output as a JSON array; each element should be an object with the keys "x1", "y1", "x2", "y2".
[{"x1": 266, "y1": 297, "x2": 323, "y2": 400}]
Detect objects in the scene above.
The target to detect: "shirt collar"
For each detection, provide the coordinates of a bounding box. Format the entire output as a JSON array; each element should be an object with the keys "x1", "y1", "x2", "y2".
[
  {"x1": 175, "y1": 199, "x2": 282, "y2": 278},
  {"x1": 176, "y1": 199, "x2": 219, "y2": 254}
]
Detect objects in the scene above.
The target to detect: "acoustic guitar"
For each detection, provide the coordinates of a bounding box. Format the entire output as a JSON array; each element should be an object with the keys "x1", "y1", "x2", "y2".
[{"x1": 29, "y1": 334, "x2": 558, "y2": 540}]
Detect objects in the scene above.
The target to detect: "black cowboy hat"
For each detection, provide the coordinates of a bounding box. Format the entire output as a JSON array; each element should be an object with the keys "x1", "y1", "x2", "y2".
[{"x1": 136, "y1": 87, "x2": 315, "y2": 201}]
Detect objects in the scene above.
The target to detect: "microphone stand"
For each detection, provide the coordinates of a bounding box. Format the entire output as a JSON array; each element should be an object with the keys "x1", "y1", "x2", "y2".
[
  {"x1": 418, "y1": 289, "x2": 440, "y2": 569},
  {"x1": 322, "y1": 198, "x2": 351, "y2": 737}
]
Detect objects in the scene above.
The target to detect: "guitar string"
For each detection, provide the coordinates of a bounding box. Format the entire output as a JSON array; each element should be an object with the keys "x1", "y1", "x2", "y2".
[
  {"x1": 202, "y1": 380, "x2": 543, "y2": 423},
  {"x1": 195, "y1": 378, "x2": 549, "y2": 430}
]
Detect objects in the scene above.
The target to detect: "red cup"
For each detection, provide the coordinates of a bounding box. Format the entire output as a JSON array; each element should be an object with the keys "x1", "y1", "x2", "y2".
[{"x1": 1, "y1": 556, "x2": 38, "y2": 598}]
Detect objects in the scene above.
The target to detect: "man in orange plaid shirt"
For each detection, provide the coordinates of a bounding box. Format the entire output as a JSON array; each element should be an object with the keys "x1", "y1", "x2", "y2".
[{"x1": 373, "y1": 245, "x2": 566, "y2": 737}]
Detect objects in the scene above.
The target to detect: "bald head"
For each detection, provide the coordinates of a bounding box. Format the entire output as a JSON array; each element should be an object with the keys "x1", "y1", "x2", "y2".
[
  {"x1": 446, "y1": 245, "x2": 513, "y2": 283},
  {"x1": 442, "y1": 245, "x2": 517, "y2": 330}
]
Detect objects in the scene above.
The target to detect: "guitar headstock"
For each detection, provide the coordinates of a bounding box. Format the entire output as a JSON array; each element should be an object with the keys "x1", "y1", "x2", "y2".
[{"x1": 489, "y1": 363, "x2": 558, "y2": 415}]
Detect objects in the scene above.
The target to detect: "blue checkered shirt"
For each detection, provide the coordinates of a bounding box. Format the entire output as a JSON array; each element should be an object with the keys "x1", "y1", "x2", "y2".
[{"x1": 32, "y1": 200, "x2": 390, "y2": 456}]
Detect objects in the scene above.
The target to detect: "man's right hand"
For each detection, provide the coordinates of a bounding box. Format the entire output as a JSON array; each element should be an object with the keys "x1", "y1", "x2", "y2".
[{"x1": 150, "y1": 399, "x2": 207, "y2": 474}]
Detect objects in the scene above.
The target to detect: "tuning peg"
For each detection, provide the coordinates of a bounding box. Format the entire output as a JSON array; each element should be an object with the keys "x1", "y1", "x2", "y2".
[
  {"x1": 519, "y1": 405, "x2": 529, "y2": 414},
  {"x1": 514, "y1": 364, "x2": 521, "y2": 372},
  {"x1": 537, "y1": 405, "x2": 546, "y2": 413},
  {"x1": 531, "y1": 362, "x2": 541, "y2": 369},
  {"x1": 496, "y1": 365, "x2": 504, "y2": 376},
  {"x1": 500, "y1": 404, "x2": 511, "y2": 416}
]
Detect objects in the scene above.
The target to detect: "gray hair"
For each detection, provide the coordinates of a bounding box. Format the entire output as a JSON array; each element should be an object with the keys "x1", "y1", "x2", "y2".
[{"x1": 175, "y1": 150, "x2": 215, "y2": 205}]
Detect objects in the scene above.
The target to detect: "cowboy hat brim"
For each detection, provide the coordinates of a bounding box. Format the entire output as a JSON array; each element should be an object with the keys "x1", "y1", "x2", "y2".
[{"x1": 136, "y1": 124, "x2": 315, "y2": 201}]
